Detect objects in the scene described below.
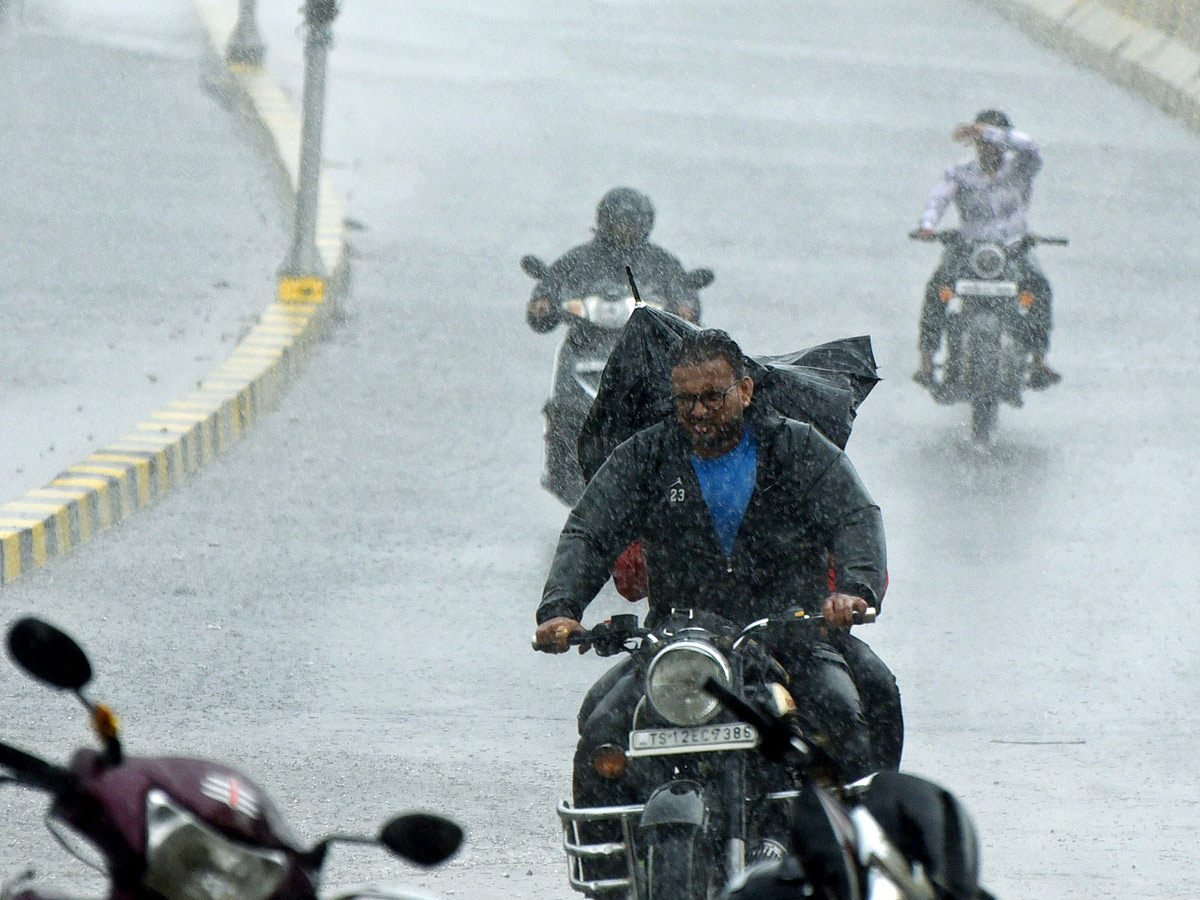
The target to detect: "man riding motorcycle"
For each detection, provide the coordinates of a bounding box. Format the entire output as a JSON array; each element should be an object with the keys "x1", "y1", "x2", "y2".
[
  {"x1": 534, "y1": 329, "x2": 895, "y2": 817},
  {"x1": 525, "y1": 186, "x2": 703, "y2": 330},
  {"x1": 912, "y1": 109, "x2": 1061, "y2": 390}
]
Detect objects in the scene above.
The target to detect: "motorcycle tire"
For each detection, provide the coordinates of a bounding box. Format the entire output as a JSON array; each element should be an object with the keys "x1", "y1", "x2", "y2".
[
  {"x1": 964, "y1": 318, "x2": 1001, "y2": 444},
  {"x1": 970, "y1": 398, "x2": 998, "y2": 445},
  {"x1": 645, "y1": 827, "x2": 709, "y2": 900},
  {"x1": 542, "y1": 412, "x2": 586, "y2": 505}
]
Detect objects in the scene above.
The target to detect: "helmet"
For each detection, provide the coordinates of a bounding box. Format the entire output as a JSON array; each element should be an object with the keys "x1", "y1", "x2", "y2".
[
  {"x1": 595, "y1": 187, "x2": 655, "y2": 247},
  {"x1": 973, "y1": 109, "x2": 1011, "y2": 128}
]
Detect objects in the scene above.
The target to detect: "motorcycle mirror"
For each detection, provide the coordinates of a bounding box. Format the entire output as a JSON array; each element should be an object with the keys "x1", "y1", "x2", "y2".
[
  {"x1": 519, "y1": 254, "x2": 549, "y2": 280},
  {"x1": 607, "y1": 614, "x2": 639, "y2": 634},
  {"x1": 686, "y1": 267, "x2": 714, "y2": 289},
  {"x1": 6, "y1": 617, "x2": 92, "y2": 691},
  {"x1": 379, "y1": 813, "x2": 463, "y2": 867}
]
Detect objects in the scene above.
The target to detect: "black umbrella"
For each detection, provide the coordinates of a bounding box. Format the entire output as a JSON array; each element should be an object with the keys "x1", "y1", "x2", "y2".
[{"x1": 577, "y1": 306, "x2": 880, "y2": 481}]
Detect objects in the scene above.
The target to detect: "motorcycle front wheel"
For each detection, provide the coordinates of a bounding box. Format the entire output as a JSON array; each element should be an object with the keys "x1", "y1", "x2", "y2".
[
  {"x1": 970, "y1": 398, "x2": 998, "y2": 444},
  {"x1": 964, "y1": 319, "x2": 1002, "y2": 444},
  {"x1": 645, "y1": 827, "x2": 709, "y2": 900},
  {"x1": 541, "y1": 404, "x2": 585, "y2": 505}
]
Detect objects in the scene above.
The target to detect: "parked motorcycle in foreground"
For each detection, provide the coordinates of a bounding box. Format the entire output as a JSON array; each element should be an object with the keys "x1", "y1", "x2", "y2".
[
  {"x1": 0, "y1": 617, "x2": 462, "y2": 900},
  {"x1": 520, "y1": 255, "x2": 713, "y2": 504},
  {"x1": 537, "y1": 606, "x2": 889, "y2": 900},
  {"x1": 704, "y1": 674, "x2": 997, "y2": 900},
  {"x1": 911, "y1": 229, "x2": 1067, "y2": 443}
]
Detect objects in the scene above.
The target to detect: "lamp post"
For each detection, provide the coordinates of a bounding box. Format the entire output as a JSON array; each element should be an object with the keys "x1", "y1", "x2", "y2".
[
  {"x1": 225, "y1": 0, "x2": 265, "y2": 68},
  {"x1": 278, "y1": 0, "x2": 339, "y2": 302}
]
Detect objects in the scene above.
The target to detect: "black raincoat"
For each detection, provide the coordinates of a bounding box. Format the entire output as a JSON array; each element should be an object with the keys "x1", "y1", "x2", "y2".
[
  {"x1": 527, "y1": 189, "x2": 703, "y2": 330},
  {"x1": 537, "y1": 403, "x2": 886, "y2": 628}
]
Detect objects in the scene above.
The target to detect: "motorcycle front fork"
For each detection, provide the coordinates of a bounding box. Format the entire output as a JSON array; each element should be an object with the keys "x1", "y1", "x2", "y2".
[{"x1": 724, "y1": 656, "x2": 747, "y2": 878}]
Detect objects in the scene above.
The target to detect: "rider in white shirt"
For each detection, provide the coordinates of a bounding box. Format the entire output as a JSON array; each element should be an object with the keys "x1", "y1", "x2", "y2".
[{"x1": 912, "y1": 110, "x2": 1060, "y2": 390}]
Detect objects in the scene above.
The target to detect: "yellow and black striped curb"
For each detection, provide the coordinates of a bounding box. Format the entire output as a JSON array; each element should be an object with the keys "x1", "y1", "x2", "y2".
[
  {"x1": 0, "y1": 3, "x2": 348, "y2": 586},
  {"x1": 975, "y1": 0, "x2": 1200, "y2": 133}
]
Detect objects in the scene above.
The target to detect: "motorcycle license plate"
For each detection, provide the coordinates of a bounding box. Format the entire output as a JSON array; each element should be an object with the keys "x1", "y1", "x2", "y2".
[
  {"x1": 954, "y1": 279, "x2": 1017, "y2": 297},
  {"x1": 628, "y1": 723, "x2": 759, "y2": 757}
]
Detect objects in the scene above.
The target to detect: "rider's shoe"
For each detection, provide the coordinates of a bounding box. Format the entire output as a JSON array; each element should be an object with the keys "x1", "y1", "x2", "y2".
[{"x1": 1028, "y1": 362, "x2": 1062, "y2": 391}]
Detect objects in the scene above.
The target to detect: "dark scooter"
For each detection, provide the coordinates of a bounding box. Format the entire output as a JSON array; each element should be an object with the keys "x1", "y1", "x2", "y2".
[
  {"x1": 520, "y1": 255, "x2": 713, "y2": 504},
  {"x1": 535, "y1": 607, "x2": 886, "y2": 900},
  {"x1": 0, "y1": 617, "x2": 462, "y2": 900},
  {"x1": 911, "y1": 230, "x2": 1067, "y2": 443}
]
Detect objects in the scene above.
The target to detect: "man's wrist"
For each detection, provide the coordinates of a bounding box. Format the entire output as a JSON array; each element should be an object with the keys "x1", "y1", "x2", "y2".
[
  {"x1": 835, "y1": 583, "x2": 876, "y2": 606},
  {"x1": 537, "y1": 601, "x2": 579, "y2": 625}
]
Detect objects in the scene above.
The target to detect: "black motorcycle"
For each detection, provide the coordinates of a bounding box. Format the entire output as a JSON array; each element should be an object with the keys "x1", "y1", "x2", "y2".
[
  {"x1": 538, "y1": 607, "x2": 881, "y2": 900},
  {"x1": 911, "y1": 230, "x2": 1067, "y2": 443},
  {"x1": 705, "y1": 674, "x2": 996, "y2": 900},
  {"x1": 520, "y1": 255, "x2": 713, "y2": 504}
]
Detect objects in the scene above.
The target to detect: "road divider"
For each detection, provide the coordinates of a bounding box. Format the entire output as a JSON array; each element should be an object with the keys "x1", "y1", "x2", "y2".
[{"x1": 0, "y1": 1, "x2": 349, "y2": 586}]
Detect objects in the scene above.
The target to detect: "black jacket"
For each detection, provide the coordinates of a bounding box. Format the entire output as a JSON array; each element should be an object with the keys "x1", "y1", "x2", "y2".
[
  {"x1": 537, "y1": 405, "x2": 886, "y2": 627},
  {"x1": 527, "y1": 235, "x2": 700, "y2": 332}
]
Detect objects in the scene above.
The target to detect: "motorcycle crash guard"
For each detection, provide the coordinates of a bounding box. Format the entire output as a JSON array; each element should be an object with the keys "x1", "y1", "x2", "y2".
[
  {"x1": 858, "y1": 771, "x2": 986, "y2": 900},
  {"x1": 639, "y1": 780, "x2": 706, "y2": 830}
]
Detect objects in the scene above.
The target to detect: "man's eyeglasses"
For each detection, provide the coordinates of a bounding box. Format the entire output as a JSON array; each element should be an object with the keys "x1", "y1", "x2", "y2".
[{"x1": 672, "y1": 381, "x2": 740, "y2": 412}]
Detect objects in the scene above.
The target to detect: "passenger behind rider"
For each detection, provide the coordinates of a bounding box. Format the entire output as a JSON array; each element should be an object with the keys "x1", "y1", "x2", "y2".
[
  {"x1": 912, "y1": 109, "x2": 1061, "y2": 390},
  {"x1": 533, "y1": 328, "x2": 896, "y2": 796},
  {"x1": 525, "y1": 186, "x2": 701, "y2": 330}
]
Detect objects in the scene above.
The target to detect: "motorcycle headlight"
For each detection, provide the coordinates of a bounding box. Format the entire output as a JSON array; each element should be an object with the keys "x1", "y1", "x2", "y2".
[
  {"x1": 583, "y1": 296, "x2": 636, "y2": 329},
  {"x1": 143, "y1": 790, "x2": 287, "y2": 900},
  {"x1": 968, "y1": 243, "x2": 1006, "y2": 279},
  {"x1": 644, "y1": 641, "x2": 731, "y2": 725}
]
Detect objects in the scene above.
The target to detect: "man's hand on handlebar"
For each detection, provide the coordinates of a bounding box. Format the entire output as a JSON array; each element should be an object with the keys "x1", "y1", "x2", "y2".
[
  {"x1": 532, "y1": 616, "x2": 585, "y2": 654},
  {"x1": 527, "y1": 297, "x2": 555, "y2": 319},
  {"x1": 822, "y1": 593, "x2": 870, "y2": 629}
]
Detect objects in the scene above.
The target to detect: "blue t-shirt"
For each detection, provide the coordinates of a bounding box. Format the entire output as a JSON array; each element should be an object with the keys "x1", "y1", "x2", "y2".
[{"x1": 689, "y1": 428, "x2": 757, "y2": 555}]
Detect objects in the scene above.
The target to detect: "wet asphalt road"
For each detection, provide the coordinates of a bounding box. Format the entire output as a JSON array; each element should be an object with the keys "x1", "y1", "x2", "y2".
[
  {"x1": 3, "y1": 1, "x2": 1200, "y2": 899},
  {"x1": 0, "y1": 0, "x2": 284, "y2": 504}
]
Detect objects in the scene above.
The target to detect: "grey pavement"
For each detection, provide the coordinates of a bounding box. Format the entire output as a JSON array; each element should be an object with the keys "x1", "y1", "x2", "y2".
[{"x1": 0, "y1": 0, "x2": 285, "y2": 505}]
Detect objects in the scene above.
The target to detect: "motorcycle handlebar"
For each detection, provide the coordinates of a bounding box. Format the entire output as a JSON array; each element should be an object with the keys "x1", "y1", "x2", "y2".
[
  {"x1": 531, "y1": 606, "x2": 877, "y2": 653},
  {"x1": 908, "y1": 229, "x2": 1069, "y2": 247},
  {"x1": 530, "y1": 627, "x2": 633, "y2": 654},
  {"x1": 0, "y1": 742, "x2": 74, "y2": 795}
]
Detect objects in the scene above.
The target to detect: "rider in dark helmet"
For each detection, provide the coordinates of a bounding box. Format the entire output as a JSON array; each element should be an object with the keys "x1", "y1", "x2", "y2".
[
  {"x1": 525, "y1": 187, "x2": 703, "y2": 330},
  {"x1": 912, "y1": 109, "x2": 1061, "y2": 391},
  {"x1": 595, "y1": 186, "x2": 656, "y2": 247}
]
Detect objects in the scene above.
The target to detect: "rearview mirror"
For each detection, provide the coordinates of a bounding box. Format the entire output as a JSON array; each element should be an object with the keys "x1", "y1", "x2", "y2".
[
  {"x1": 520, "y1": 254, "x2": 550, "y2": 280},
  {"x1": 7, "y1": 617, "x2": 93, "y2": 691},
  {"x1": 379, "y1": 813, "x2": 463, "y2": 867}
]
